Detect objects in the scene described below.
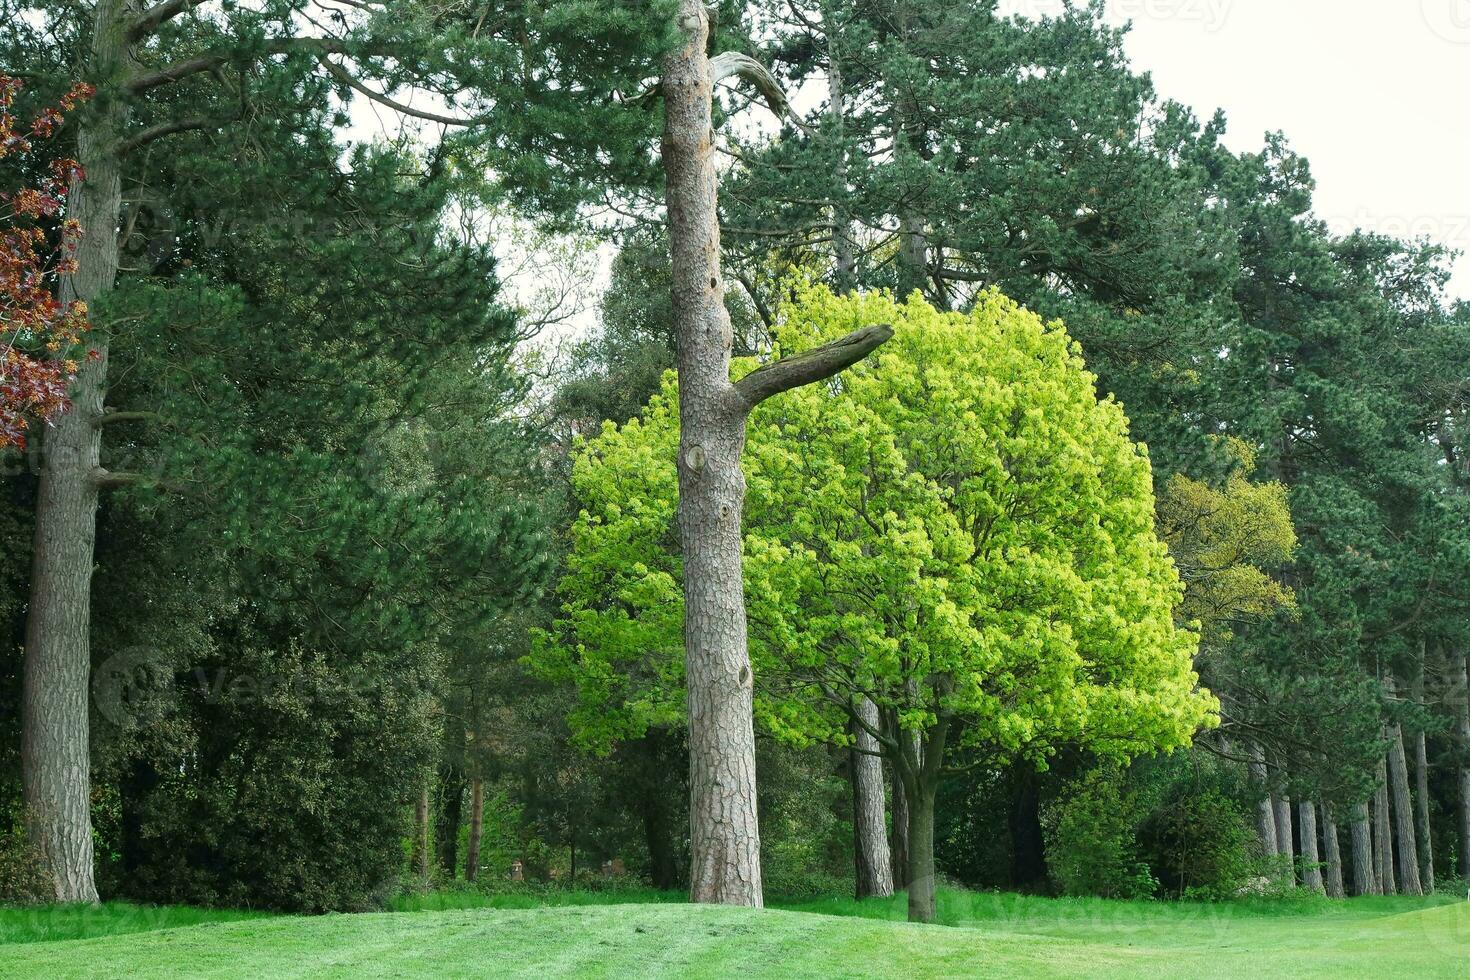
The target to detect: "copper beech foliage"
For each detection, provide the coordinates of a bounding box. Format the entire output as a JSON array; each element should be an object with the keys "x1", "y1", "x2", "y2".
[{"x1": 0, "y1": 75, "x2": 96, "y2": 450}]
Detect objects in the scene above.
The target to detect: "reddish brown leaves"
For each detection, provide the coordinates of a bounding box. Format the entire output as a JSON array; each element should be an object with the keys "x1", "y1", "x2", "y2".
[{"x1": 0, "y1": 75, "x2": 94, "y2": 450}]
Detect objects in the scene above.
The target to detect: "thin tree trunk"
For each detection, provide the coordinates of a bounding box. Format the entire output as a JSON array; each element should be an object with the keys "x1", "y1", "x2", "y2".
[
  {"x1": 1273, "y1": 792, "x2": 1295, "y2": 883},
  {"x1": 1350, "y1": 801, "x2": 1377, "y2": 896},
  {"x1": 662, "y1": 1, "x2": 888, "y2": 905},
  {"x1": 851, "y1": 697, "x2": 893, "y2": 898},
  {"x1": 1454, "y1": 649, "x2": 1470, "y2": 882},
  {"x1": 413, "y1": 781, "x2": 431, "y2": 887},
  {"x1": 890, "y1": 758, "x2": 910, "y2": 891},
  {"x1": 1248, "y1": 741, "x2": 1279, "y2": 856},
  {"x1": 1298, "y1": 801, "x2": 1325, "y2": 894},
  {"x1": 1386, "y1": 722, "x2": 1423, "y2": 895},
  {"x1": 437, "y1": 759, "x2": 465, "y2": 878},
  {"x1": 464, "y1": 776, "x2": 484, "y2": 883},
  {"x1": 1374, "y1": 757, "x2": 1397, "y2": 894},
  {"x1": 1412, "y1": 656, "x2": 1434, "y2": 892},
  {"x1": 1322, "y1": 808, "x2": 1345, "y2": 898},
  {"x1": 823, "y1": 0, "x2": 856, "y2": 294},
  {"x1": 21, "y1": 0, "x2": 134, "y2": 905}
]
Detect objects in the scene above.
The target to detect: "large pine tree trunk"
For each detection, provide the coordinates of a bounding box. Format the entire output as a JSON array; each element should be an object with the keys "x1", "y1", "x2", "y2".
[
  {"x1": 663, "y1": 1, "x2": 764, "y2": 907},
  {"x1": 1248, "y1": 742, "x2": 1279, "y2": 857},
  {"x1": 1386, "y1": 721, "x2": 1423, "y2": 895},
  {"x1": 1374, "y1": 758, "x2": 1397, "y2": 894},
  {"x1": 1454, "y1": 649, "x2": 1470, "y2": 882},
  {"x1": 464, "y1": 776, "x2": 484, "y2": 883},
  {"x1": 1322, "y1": 808, "x2": 1345, "y2": 898},
  {"x1": 661, "y1": 2, "x2": 888, "y2": 905},
  {"x1": 1350, "y1": 801, "x2": 1377, "y2": 896},
  {"x1": 1298, "y1": 801, "x2": 1325, "y2": 894},
  {"x1": 21, "y1": 0, "x2": 133, "y2": 905},
  {"x1": 851, "y1": 697, "x2": 893, "y2": 898}
]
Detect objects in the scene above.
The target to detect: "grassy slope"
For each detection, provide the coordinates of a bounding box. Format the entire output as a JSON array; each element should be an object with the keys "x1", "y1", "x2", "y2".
[{"x1": 3, "y1": 892, "x2": 1469, "y2": 979}]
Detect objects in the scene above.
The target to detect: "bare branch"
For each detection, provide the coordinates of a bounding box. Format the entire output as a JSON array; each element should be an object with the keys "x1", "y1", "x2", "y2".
[
  {"x1": 709, "y1": 51, "x2": 815, "y2": 136},
  {"x1": 316, "y1": 56, "x2": 481, "y2": 127},
  {"x1": 733, "y1": 324, "x2": 892, "y2": 411},
  {"x1": 91, "y1": 468, "x2": 144, "y2": 490}
]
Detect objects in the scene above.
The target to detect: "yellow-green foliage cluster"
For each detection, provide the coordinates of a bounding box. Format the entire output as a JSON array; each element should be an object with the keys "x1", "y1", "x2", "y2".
[
  {"x1": 533, "y1": 285, "x2": 1217, "y2": 761},
  {"x1": 1156, "y1": 439, "x2": 1297, "y2": 647}
]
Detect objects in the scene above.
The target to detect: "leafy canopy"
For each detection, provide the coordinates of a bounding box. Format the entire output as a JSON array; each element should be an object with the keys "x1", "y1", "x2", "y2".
[{"x1": 535, "y1": 286, "x2": 1215, "y2": 764}]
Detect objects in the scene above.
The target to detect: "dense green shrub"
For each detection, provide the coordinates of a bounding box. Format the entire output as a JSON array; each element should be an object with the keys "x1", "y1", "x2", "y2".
[
  {"x1": 1137, "y1": 785, "x2": 1255, "y2": 899},
  {"x1": 1044, "y1": 766, "x2": 1156, "y2": 899},
  {"x1": 0, "y1": 825, "x2": 50, "y2": 905}
]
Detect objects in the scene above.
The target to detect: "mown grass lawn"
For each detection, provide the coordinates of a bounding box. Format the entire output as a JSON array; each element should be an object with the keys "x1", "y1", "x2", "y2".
[{"x1": 3, "y1": 889, "x2": 1467, "y2": 978}]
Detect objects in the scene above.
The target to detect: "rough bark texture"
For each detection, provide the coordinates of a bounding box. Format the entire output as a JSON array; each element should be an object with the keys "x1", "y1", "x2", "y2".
[
  {"x1": 21, "y1": 0, "x2": 133, "y2": 905},
  {"x1": 1454, "y1": 649, "x2": 1470, "y2": 881},
  {"x1": 464, "y1": 777, "x2": 484, "y2": 882},
  {"x1": 661, "y1": 2, "x2": 888, "y2": 905},
  {"x1": 1322, "y1": 809, "x2": 1345, "y2": 898},
  {"x1": 1298, "y1": 801, "x2": 1325, "y2": 894},
  {"x1": 1273, "y1": 793, "x2": 1295, "y2": 883},
  {"x1": 663, "y1": 1, "x2": 765, "y2": 907},
  {"x1": 1350, "y1": 801, "x2": 1377, "y2": 896},
  {"x1": 1374, "y1": 758, "x2": 1396, "y2": 894},
  {"x1": 905, "y1": 782, "x2": 938, "y2": 923},
  {"x1": 1247, "y1": 742, "x2": 1278, "y2": 856},
  {"x1": 890, "y1": 758, "x2": 910, "y2": 890},
  {"x1": 851, "y1": 698, "x2": 894, "y2": 898},
  {"x1": 1385, "y1": 719, "x2": 1423, "y2": 895}
]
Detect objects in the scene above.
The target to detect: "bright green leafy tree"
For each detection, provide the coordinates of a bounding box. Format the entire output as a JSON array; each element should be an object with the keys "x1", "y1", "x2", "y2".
[{"x1": 534, "y1": 285, "x2": 1216, "y2": 921}]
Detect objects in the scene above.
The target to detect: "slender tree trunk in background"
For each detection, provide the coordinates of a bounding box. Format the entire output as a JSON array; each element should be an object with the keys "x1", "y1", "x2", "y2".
[
  {"x1": 890, "y1": 760, "x2": 910, "y2": 890},
  {"x1": 1322, "y1": 809, "x2": 1345, "y2": 898},
  {"x1": 464, "y1": 776, "x2": 484, "y2": 883},
  {"x1": 1374, "y1": 758, "x2": 1396, "y2": 894},
  {"x1": 662, "y1": 3, "x2": 889, "y2": 905},
  {"x1": 1386, "y1": 722, "x2": 1423, "y2": 895},
  {"x1": 1248, "y1": 742, "x2": 1279, "y2": 857},
  {"x1": 1273, "y1": 793, "x2": 1295, "y2": 883},
  {"x1": 1412, "y1": 658, "x2": 1434, "y2": 892},
  {"x1": 436, "y1": 760, "x2": 465, "y2": 878},
  {"x1": 21, "y1": 0, "x2": 134, "y2": 905},
  {"x1": 1298, "y1": 801, "x2": 1325, "y2": 894},
  {"x1": 822, "y1": 0, "x2": 856, "y2": 294},
  {"x1": 1454, "y1": 649, "x2": 1470, "y2": 880},
  {"x1": 413, "y1": 781, "x2": 431, "y2": 887},
  {"x1": 1350, "y1": 801, "x2": 1377, "y2": 896},
  {"x1": 851, "y1": 698, "x2": 894, "y2": 898}
]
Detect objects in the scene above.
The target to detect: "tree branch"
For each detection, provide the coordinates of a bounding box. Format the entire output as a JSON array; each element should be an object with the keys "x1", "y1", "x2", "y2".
[
  {"x1": 91, "y1": 468, "x2": 145, "y2": 489},
  {"x1": 733, "y1": 324, "x2": 892, "y2": 411},
  {"x1": 316, "y1": 56, "x2": 481, "y2": 127},
  {"x1": 93, "y1": 410, "x2": 161, "y2": 428},
  {"x1": 127, "y1": 0, "x2": 202, "y2": 42},
  {"x1": 116, "y1": 116, "x2": 213, "y2": 156},
  {"x1": 709, "y1": 51, "x2": 815, "y2": 136}
]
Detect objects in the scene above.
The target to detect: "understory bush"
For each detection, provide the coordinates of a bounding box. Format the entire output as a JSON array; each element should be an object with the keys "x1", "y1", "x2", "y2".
[{"x1": 1045, "y1": 765, "x2": 1156, "y2": 899}]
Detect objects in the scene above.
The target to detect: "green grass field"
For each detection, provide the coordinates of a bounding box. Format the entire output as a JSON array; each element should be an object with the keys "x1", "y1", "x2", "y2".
[{"x1": 3, "y1": 889, "x2": 1468, "y2": 978}]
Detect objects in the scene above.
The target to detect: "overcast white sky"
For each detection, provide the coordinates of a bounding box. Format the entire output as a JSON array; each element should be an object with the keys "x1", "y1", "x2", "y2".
[{"x1": 998, "y1": 0, "x2": 1470, "y2": 297}]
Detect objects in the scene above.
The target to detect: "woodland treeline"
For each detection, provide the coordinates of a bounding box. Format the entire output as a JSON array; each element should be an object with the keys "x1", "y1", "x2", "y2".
[{"x1": 1, "y1": 1, "x2": 1468, "y2": 924}]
